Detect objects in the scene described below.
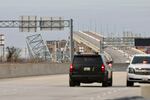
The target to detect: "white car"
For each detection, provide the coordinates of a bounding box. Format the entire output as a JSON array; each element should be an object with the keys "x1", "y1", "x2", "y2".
[{"x1": 127, "y1": 54, "x2": 150, "y2": 86}]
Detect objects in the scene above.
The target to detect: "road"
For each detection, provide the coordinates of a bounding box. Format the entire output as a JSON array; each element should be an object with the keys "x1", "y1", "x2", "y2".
[
  {"x1": 0, "y1": 72, "x2": 145, "y2": 100},
  {"x1": 118, "y1": 47, "x2": 145, "y2": 57},
  {"x1": 105, "y1": 47, "x2": 130, "y2": 63}
]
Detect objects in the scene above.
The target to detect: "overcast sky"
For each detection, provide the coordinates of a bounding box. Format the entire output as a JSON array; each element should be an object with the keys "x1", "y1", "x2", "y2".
[{"x1": 0, "y1": 0, "x2": 150, "y2": 48}]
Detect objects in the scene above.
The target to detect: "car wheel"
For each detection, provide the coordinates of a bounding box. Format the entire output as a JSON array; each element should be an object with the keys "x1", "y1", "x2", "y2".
[
  {"x1": 127, "y1": 80, "x2": 134, "y2": 87},
  {"x1": 69, "y1": 79, "x2": 75, "y2": 87}
]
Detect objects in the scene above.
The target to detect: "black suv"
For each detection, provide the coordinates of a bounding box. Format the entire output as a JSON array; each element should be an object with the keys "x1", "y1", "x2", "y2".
[{"x1": 69, "y1": 54, "x2": 113, "y2": 87}]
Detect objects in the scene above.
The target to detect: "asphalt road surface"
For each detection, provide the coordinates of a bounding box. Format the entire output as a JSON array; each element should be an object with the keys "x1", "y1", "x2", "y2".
[
  {"x1": 105, "y1": 47, "x2": 130, "y2": 63},
  {"x1": 0, "y1": 72, "x2": 146, "y2": 100}
]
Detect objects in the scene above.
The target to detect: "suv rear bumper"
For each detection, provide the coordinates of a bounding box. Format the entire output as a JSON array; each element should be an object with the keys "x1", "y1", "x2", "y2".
[{"x1": 70, "y1": 74, "x2": 107, "y2": 83}]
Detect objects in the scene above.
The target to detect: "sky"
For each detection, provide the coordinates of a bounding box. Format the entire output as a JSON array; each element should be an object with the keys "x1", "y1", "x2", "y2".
[{"x1": 0, "y1": 0, "x2": 150, "y2": 48}]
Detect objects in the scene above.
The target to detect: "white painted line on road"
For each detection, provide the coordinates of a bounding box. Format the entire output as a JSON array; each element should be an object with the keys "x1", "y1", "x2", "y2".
[
  {"x1": 114, "y1": 47, "x2": 132, "y2": 59},
  {"x1": 118, "y1": 49, "x2": 125, "y2": 54}
]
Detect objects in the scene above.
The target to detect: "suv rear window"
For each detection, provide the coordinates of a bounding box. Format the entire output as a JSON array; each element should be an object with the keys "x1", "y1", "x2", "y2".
[
  {"x1": 73, "y1": 55, "x2": 103, "y2": 65},
  {"x1": 132, "y1": 56, "x2": 150, "y2": 64}
]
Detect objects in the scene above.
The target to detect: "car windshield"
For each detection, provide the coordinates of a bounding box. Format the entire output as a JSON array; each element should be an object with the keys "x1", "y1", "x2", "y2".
[
  {"x1": 132, "y1": 56, "x2": 150, "y2": 64},
  {"x1": 73, "y1": 55, "x2": 103, "y2": 65}
]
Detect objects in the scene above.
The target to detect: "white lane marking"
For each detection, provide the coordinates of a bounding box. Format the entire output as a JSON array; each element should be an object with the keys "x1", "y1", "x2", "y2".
[
  {"x1": 118, "y1": 49, "x2": 125, "y2": 54},
  {"x1": 79, "y1": 31, "x2": 100, "y2": 42},
  {"x1": 114, "y1": 47, "x2": 132, "y2": 59}
]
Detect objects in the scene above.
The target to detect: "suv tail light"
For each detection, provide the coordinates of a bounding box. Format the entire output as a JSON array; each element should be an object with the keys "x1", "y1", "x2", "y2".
[
  {"x1": 70, "y1": 64, "x2": 74, "y2": 73},
  {"x1": 101, "y1": 64, "x2": 105, "y2": 72}
]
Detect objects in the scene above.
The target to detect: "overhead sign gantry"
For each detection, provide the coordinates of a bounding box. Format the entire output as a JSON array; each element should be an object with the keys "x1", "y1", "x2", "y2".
[{"x1": 0, "y1": 16, "x2": 74, "y2": 61}]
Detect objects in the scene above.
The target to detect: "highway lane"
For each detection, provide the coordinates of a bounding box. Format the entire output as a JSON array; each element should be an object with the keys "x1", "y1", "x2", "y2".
[
  {"x1": 118, "y1": 47, "x2": 135, "y2": 56},
  {"x1": 105, "y1": 47, "x2": 130, "y2": 63},
  {"x1": 0, "y1": 72, "x2": 144, "y2": 100},
  {"x1": 117, "y1": 47, "x2": 139, "y2": 57}
]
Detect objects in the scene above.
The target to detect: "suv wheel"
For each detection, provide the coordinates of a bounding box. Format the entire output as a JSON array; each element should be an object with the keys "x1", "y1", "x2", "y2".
[
  {"x1": 108, "y1": 73, "x2": 113, "y2": 86},
  {"x1": 76, "y1": 82, "x2": 80, "y2": 87},
  {"x1": 69, "y1": 79, "x2": 75, "y2": 87},
  {"x1": 108, "y1": 78, "x2": 112, "y2": 86},
  {"x1": 127, "y1": 80, "x2": 134, "y2": 87},
  {"x1": 102, "y1": 81, "x2": 108, "y2": 87}
]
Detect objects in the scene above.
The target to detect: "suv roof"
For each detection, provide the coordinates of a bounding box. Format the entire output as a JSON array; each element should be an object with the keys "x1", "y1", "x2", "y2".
[
  {"x1": 72, "y1": 54, "x2": 104, "y2": 65},
  {"x1": 74, "y1": 53, "x2": 105, "y2": 56}
]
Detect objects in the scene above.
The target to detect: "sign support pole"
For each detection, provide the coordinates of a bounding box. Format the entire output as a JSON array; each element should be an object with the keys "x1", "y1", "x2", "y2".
[{"x1": 70, "y1": 19, "x2": 73, "y2": 61}]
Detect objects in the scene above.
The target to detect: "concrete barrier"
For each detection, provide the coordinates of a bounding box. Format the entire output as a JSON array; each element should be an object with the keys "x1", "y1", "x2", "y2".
[
  {"x1": 141, "y1": 85, "x2": 150, "y2": 99},
  {"x1": 0, "y1": 63, "x2": 69, "y2": 79},
  {"x1": 113, "y1": 63, "x2": 129, "y2": 72},
  {"x1": 0, "y1": 63, "x2": 128, "y2": 79}
]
